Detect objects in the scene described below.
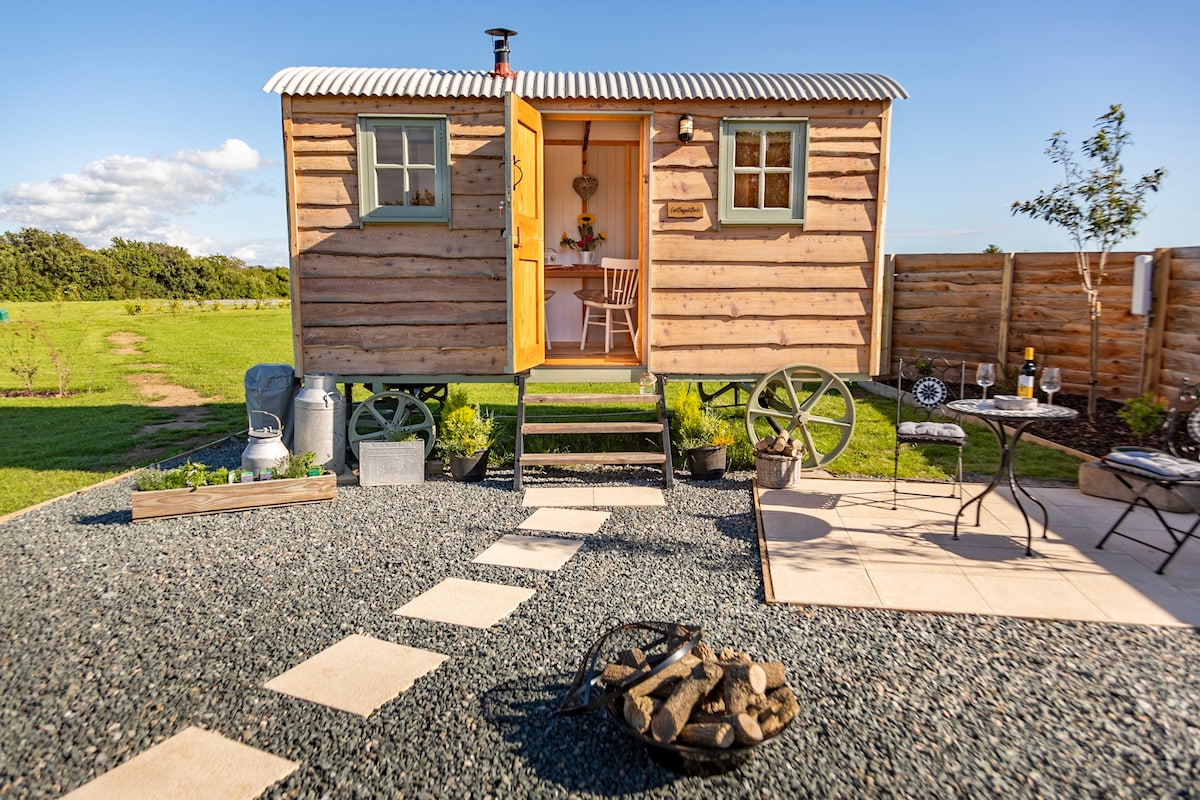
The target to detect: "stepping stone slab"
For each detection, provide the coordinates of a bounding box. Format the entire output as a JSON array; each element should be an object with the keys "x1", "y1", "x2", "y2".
[
  {"x1": 395, "y1": 577, "x2": 535, "y2": 628},
  {"x1": 62, "y1": 726, "x2": 298, "y2": 800},
  {"x1": 472, "y1": 534, "x2": 584, "y2": 571},
  {"x1": 523, "y1": 486, "x2": 666, "y2": 507},
  {"x1": 264, "y1": 634, "x2": 447, "y2": 717},
  {"x1": 518, "y1": 507, "x2": 610, "y2": 534}
]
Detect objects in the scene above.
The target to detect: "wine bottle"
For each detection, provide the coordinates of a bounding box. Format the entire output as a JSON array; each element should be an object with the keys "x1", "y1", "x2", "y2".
[{"x1": 1017, "y1": 347, "x2": 1036, "y2": 399}]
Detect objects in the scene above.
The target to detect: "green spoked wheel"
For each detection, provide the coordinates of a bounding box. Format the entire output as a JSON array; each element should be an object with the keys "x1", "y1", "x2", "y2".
[
  {"x1": 348, "y1": 391, "x2": 437, "y2": 459},
  {"x1": 744, "y1": 363, "x2": 856, "y2": 470}
]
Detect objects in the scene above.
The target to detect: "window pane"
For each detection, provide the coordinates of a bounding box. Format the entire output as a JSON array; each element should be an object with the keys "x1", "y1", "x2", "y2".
[
  {"x1": 734, "y1": 130, "x2": 761, "y2": 167},
  {"x1": 764, "y1": 173, "x2": 791, "y2": 208},
  {"x1": 377, "y1": 170, "x2": 407, "y2": 206},
  {"x1": 375, "y1": 128, "x2": 406, "y2": 165},
  {"x1": 408, "y1": 170, "x2": 436, "y2": 206},
  {"x1": 406, "y1": 127, "x2": 435, "y2": 165},
  {"x1": 765, "y1": 131, "x2": 792, "y2": 168},
  {"x1": 733, "y1": 173, "x2": 759, "y2": 208}
]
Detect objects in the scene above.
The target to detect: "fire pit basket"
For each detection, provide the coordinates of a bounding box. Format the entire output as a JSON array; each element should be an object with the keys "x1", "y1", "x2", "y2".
[{"x1": 559, "y1": 620, "x2": 794, "y2": 775}]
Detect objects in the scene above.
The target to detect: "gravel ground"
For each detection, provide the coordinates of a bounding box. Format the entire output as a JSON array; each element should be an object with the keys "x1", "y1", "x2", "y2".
[{"x1": 2, "y1": 441, "x2": 1199, "y2": 799}]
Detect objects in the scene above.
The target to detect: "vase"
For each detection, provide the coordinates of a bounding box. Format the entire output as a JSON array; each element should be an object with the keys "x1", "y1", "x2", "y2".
[
  {"x1": 578, "y1": 251, "x2": 597, "y2": 265},
  {"x1": 448, "y1": 448, "x2": 489, "y2": 482},
  {"x1": 685, "y1": 446, "x2": 727, "y2": 481}
]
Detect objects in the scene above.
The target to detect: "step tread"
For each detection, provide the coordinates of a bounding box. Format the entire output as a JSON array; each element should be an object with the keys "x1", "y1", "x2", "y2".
[
  {"x1": 519, "y1": 452, "x2": 668, "y2": 466},
  {"x1": 522, "y1": 393, "x2": 660, "y2": 404},
  {"x1": 521, "y1": 421, "x2": 664, "y2": 434}
]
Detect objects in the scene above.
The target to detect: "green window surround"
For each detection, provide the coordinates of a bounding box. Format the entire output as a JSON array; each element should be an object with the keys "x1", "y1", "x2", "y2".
[
  {"x1": 718, "y1": 118, "x2": 808, "y2": 225},
  {"x1": 357, "y1": 116, "x2": 450, "y2": 223}
]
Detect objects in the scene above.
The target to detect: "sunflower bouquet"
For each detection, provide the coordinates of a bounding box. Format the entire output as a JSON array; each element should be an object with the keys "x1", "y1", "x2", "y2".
[{"x1": 560, "y1": 214, "x2": 606, "y2": 252}]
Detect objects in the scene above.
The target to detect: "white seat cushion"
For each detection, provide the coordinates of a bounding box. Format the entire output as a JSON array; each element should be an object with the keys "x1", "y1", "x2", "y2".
[
  {"x1": 897, "y1": 421, "x2": 965, "y2": 439},
  {"x1": 1102, "y1": 449, "x2": 1200, "y2": 480}
]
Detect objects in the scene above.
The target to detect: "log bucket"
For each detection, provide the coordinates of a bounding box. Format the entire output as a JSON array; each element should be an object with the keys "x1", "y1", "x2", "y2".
[{"x1": 755, "y1": 452, "x2": 802, "y2": 489}]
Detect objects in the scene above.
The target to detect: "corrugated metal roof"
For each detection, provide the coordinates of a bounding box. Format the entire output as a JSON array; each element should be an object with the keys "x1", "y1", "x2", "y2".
[{"x1": 263, "y1": 67, "x2": 908, "y2": 101}]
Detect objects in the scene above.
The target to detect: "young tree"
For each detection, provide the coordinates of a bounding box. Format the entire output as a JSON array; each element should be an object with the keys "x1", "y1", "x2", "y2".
[{"x1": 1011, "y1": 104, "x2": 1165, "y2": 418}]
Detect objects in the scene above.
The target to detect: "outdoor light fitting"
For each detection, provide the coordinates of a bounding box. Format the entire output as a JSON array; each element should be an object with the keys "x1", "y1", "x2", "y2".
[{"x1": 678, "y1": 114, "x2": 694, "y2": 143}]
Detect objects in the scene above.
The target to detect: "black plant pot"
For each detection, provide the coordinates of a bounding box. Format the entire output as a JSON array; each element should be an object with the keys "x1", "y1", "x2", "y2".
[
  {"x1": 448, "y1": 449, "x2": 489, "y2": 482},
  {"x1": 685, "y1": 446, "x2": 727, "y2": 480}
]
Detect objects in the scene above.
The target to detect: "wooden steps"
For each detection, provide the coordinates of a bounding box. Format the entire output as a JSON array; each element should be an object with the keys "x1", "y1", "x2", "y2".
[{"x1": 513, "y1": 379, "x2": 673, "y2": 490}]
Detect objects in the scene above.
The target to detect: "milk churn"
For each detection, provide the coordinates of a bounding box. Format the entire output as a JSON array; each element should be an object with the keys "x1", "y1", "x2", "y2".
[
  {"x1": 293, "y1": 373, "x2": 346, "y2": 474},
  {"x1": 242, "y1": 410, "x2": 290, "y2": 472}
]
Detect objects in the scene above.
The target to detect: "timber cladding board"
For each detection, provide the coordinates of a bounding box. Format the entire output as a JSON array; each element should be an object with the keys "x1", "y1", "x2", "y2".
[
  {"x1": 654, "y1": 317, "x2": 869, "y2": 347},
  {"x1": 652, "y1": 345, "x2": 868, "y2": 376},
  {"x1": 298, "y1": 277, "x2": 505, "y2": 303},
  {"x1": 652, "y1": 263, "x2": 871, "y2": 290},
  {"x1": 304, "y1": 323, "x2": 507, "y2": 349},
  {"x1": 652, "y1": 289, "x2": 871, "y2": 318},
  {"x1": 299, "y1": 301, "x2": 507, "y2": 327},
  {"x1": 302, "y1": 345, "x2": 506, "y2": 376}
]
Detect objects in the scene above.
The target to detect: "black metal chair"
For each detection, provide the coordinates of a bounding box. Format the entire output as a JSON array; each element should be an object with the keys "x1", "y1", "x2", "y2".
[
  {"x1": 1096, "y1": 380, "x2": 1200, "y2": 573},
  {"x1": 893, "y1": 356, "x2": 968, "y2": 509}
]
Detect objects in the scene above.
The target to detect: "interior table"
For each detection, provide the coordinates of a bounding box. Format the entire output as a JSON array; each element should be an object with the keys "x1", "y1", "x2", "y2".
[
  {"x1": 544, "y1": 265, "x2": 602, "y2": 343},
  {"x1": 946, "y1": 399, "x2": 1078, "y2": 555}
]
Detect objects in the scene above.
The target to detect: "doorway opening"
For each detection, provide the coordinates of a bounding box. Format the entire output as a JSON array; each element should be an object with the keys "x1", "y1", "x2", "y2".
[{"x1": 541, "y1": 115, "x2": 645, "y2": 366}]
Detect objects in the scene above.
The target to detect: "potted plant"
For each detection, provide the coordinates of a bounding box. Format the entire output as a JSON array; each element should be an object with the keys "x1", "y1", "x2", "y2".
[
  {"x1": 439, "y1": 389, "x2": 495, "y2": 482},
  {"x1": 560, "y1": 213, "x2": 606, "y2": 265},
  {"x1": 130, "y1": 453, "x2": 335, "y2": 521},
  {"x1": 673, "y1": 387, "x2": 736, "y2": 480}
]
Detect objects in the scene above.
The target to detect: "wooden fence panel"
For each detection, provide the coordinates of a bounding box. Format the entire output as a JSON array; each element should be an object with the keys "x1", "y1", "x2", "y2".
[{"x1": 884, "y1": 247, "x2": 1197, "y2": 403}]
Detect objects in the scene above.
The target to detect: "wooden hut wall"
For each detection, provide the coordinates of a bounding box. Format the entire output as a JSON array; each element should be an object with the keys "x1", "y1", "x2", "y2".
[
  {"x1": 285, "y1": 96, "x2": 509, "y2": 376},
  {"x1": 648, "y1": 100, "x2": 890, "y2": 378}
]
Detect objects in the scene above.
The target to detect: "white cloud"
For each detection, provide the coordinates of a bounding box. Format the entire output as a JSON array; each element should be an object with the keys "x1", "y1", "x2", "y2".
[{"x1": 0, "y1": 139, "x2": 265, "y2": 256}]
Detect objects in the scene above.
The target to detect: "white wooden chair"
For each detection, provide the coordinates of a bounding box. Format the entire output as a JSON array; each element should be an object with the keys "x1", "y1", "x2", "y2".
[{"x1": 576, "y1": 258, "x2": 639, "y2": 352}]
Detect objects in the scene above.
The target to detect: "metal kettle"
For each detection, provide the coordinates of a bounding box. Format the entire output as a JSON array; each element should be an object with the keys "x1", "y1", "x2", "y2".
[{"x1": 241, "y1": 410, "x2": 290, "y2": 473}]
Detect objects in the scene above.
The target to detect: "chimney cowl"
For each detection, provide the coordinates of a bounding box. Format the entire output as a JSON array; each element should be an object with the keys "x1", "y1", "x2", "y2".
[{"x1": 485, "y1": 27, "x2": 518, "y2": 78}]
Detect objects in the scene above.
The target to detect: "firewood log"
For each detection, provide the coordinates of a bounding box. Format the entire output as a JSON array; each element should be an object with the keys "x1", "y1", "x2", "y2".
[
  {"x1": 601, "y1": 663, "x2": 637, "y2": 686},
  {"x1": 757, "y1": 686, "x2": 800, "y2": 738},
  {"x1": 623, "y1": 694, "x2": 658, "y2": 734},
  {"x1": 690, "y1": 710, "x2": 765, "y2": 746},
  {"x1": 692, "y1": 640, "x2": 716, "y2": 662},
  {"x1": 618, "y1": 646, "x2": 647, "y2": 668},
  {"x1": 626, "y1": 654, "x2": 699, "y2": 698},
  {"x1": 724, "y1": 662, "x2": 768, "y2": 713},
  {"x1": 677, "y1": 722, "x2": 734, "y2": 749},
  {"x1": 718, "y1": 646, "x2": 751, "y2": 664},
  {"x1": 758, "y1": 661, "x2": 788, "y2": 691},
  {"x1": 651, "y1": 661, "x2": 723, "y2": 743}
]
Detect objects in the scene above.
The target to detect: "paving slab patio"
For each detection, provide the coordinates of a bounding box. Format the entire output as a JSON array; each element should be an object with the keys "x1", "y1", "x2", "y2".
[
  {"x1": 471, "y1": 533, "x2": 584, "y2": 571},
  {"x1": 62, "y1": 726, "x2": 298, "y2": 800},
  {"x1": 263, "y1": 634, "x2": 448, "y2": 717},
  {"x1": 517, "y1": 506, "x2": 610, "y2": 534},
  {"x1": 394, "y1": 577, "x2": 536, "y2": 629},
  {"x1": 522, "y1": 486, "x2": 666, "y2": 507},
  {"x1": 757, "y1": 478, "x2": 1200, "y2": 627}
]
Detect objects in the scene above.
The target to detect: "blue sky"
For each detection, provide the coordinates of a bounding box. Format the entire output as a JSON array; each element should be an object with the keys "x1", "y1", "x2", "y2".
[{"x1": 1, "y1": 0, "x2": 1195, "y2": 267}]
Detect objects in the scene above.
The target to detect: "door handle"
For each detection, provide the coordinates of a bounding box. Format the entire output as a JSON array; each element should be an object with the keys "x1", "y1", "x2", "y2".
[{"x1": 513, "y1": 225, "x2": 521, "y2": 249}]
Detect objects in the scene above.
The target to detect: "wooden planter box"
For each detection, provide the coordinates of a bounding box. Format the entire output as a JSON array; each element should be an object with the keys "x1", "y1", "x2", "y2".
[{"x1": 131, "y1": 473, "x2": 337, "y2": 522}]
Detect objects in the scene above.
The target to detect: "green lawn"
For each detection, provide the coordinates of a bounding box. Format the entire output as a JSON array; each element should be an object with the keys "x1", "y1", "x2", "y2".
[{"x1": 0, "y1": 301, "x2": 1082, "y2": 516}]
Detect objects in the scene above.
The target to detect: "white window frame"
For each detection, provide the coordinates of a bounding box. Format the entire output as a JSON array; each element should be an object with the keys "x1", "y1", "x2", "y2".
[
  {"x1": 717, "y1": 118, "x2": 809, "y2": 226},
  {"x1": 357, "y1": 115, "x2": 450, "y2": 223}
]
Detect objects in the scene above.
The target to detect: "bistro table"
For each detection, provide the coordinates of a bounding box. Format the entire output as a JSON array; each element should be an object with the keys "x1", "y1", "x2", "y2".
[{"x1": 946, "y1": 398, "x2": 1079, "y2": 555}]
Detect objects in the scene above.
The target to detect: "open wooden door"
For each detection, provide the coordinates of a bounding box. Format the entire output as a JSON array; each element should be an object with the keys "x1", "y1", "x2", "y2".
[{"x1": 505, "y1": 93, "x2": 545, "y2": 373}]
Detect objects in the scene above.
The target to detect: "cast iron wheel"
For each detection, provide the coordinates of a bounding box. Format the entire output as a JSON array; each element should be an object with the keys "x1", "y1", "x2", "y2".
[
  {"x1": 744, "y1": 363, "x2": 855, "y2": 469},
  {"x1": 348, "y1": 390, "x2": 437, "y2": 458}
]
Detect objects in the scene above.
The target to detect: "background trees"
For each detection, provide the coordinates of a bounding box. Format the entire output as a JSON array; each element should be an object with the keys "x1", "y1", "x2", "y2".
[{"x1": 0, "y1": 228, "x2": 290, "y2": 301}]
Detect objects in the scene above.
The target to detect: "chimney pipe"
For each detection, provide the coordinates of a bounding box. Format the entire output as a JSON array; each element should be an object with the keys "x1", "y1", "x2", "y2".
[{"x1": 485, "y1": 28, "x2": 518, "y2": 78}]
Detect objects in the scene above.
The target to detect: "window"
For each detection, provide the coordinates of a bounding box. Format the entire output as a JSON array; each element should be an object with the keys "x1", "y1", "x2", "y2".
[
  {"x1": 357, "y1": 116, "x2": 450, "y2": 223},
  {"x1": 718, "y1": 118, "x2": 808, "y2": 225}
]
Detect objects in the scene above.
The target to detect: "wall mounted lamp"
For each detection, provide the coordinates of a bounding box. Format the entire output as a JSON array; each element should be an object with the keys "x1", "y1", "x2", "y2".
[{"x1": 678, "y1": 114, "x2": 694, "y2": 143}]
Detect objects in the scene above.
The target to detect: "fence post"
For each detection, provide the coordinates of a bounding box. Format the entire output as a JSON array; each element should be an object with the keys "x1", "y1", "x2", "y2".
[
  {"x1": 878, "y1": 253, "x2": 896, "y2": 375},
  {"x1": 1140, "y1": 247, "x2": 1173, "y2": 397},
  {"x1": 996, "y1": 252, "x2": 1016, "y2": 371}
]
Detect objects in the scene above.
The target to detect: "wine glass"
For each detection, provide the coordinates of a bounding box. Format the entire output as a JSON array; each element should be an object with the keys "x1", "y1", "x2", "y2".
[
  {"x1": 1041, "y1": 367, "x2": 1062, "y2": 405},
  {"x1": 976, "y1": 362, "x2": 996, "y2": 402}
]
